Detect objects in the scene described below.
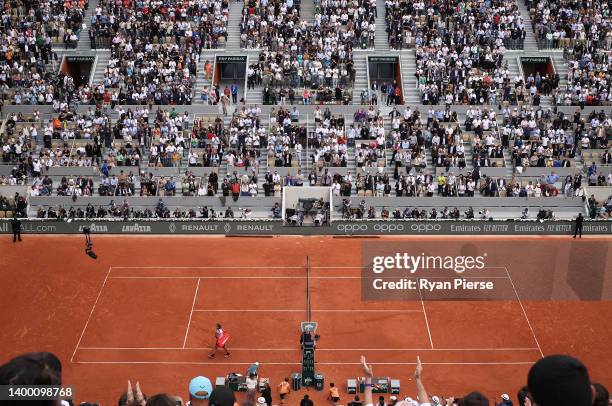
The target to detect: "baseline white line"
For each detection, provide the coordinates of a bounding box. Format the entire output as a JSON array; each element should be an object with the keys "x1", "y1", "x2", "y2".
[
  {"x1": 70, "y1": 266, "x2": 112, "y2": 363},
  {"x1": 182, "y1": 278, "x2": 200, "y2": 348},
  {"x1": 504, "y1": 267, "x2": 544, "y2": 358},
  {"x1": 108, "y1": 276, "x2": 510, "y2": 280},
  {"x1": 111, "y1": 266, "x2": 306, "y2": 270},
  {"x1": 110, "y1": 266, "x2": 509, "y2": 270},
  {"x1": 108, "y1": 276, "x2": 361, "y2": 279},
  {"x1": 418, "y1": 284, "x2": 434, "y2": 349},
  {"x1": 78, "y1": 346, "x2": 540, "y2": 351},
  {"x1": 73, "y1": 361, "x2": 537, "y2": 366},
  {"x1": 192, "y1": 309, "x2": 424, "y2": 312}
]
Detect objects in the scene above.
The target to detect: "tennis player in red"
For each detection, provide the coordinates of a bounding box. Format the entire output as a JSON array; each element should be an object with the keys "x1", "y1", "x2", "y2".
[{"x1": 208, "y1": 323, "x2": 231, "y2": 358}]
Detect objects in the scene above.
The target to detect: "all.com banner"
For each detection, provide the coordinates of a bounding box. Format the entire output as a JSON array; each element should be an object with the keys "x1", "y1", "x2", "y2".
[{"x1": 0, "y1": 219, "x2": 610, "y2": 235}]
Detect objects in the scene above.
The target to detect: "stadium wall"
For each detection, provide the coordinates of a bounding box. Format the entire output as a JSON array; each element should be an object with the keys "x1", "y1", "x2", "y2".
[{"x1": 0, "y1": 219, "x2": 609, "y2": 235}]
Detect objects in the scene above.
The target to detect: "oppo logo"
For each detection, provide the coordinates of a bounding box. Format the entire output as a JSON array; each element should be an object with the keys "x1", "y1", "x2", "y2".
[
  {"x1": 373, "y1": 224, "x2": 405, "y2": 232},
  {"x1": 337, "y1": 224, "x2": 369, "y2": 233},
  {"x1": 410, "y1": 224, "x2": 442, "y2": 232},
  {"x1": 336, "y1": 223, "x2": 443, "y2": 234}
]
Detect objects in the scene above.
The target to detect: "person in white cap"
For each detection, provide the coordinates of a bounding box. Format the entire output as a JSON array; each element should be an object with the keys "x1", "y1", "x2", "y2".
[{"x1": 496, "y1": 394, "x2": 513, "y2": 406}]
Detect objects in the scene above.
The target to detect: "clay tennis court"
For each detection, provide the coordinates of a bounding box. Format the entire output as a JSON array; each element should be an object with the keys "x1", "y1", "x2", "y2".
[{"x1": 1, "y1": 235, "x2": 611, "y2": 404}]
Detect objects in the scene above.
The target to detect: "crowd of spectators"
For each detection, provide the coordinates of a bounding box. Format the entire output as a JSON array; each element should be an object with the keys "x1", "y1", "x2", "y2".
[
  {"x1": 384, "y1": 0, "x2": 531, "y2": 106},
  {"x1": 3, "y1": 340, "x2": 610, "y2": 406},
  {"x1": 385, "y1": 0, "x2": 527, "y2": 51},
  {"x1": 241, "y1": 0, "x2": 363, "y2": 105},
  {"x1": 0, "y1": 0, "x2": 87, "y2": 102},
  {"x1": 554, "y1": 44, "x2": 612, "y2": 106},
  {"x1": 527, "y1": 0, "x2": 612, "y2": 50},
  {"x1": 87, "y1": 0, "x2": 231, "y2": 106}
]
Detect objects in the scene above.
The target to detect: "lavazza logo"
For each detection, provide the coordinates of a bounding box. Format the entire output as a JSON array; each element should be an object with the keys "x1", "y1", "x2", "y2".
[
  {"x1": 336, "y1": 223, "x2": 443, "y2": 233},
  {"x1": 121, "y1": 223, "x2": 152, "y2": 233},
  {"x1": 78, "y1": 223, "x2": 109, "y2": 233}
]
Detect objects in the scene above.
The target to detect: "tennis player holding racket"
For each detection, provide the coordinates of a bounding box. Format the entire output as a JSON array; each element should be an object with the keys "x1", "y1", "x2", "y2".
[{"x1": 208, "y1": 323, "x2": 231, "y2": 358}]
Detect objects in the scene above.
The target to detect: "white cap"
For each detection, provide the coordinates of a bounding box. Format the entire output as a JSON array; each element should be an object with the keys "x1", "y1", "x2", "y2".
[
  {"x1": 257, "y1": 397, "x2": 266, "y2": 405},
  {"x1": 501, "y1": 394, "x2": 510, "y2": 401}
]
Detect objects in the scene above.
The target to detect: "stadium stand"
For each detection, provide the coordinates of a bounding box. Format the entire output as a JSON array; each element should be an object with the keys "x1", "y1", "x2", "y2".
[{"x1": 0, "y1": 0, "x2": 611, "y2": 224}]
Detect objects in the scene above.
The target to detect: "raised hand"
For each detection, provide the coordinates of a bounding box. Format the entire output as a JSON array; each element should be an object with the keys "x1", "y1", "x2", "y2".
[
  {"x1": 415, "y1": 356, "x2": 423, "y2": 379},
  {"x1": 360, "y1": 355, "x2": 373, "y2": 377}
]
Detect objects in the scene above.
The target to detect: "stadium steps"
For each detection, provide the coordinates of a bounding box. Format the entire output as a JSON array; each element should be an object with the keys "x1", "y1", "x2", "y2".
[
  {"x1": 503, "y1": 150, "x2": 514, "y2": 175},
  {"x1": 352, "y1": 54, "x2": 369, "y2": 104},
  {"x1": 257, "y1": 148, "x2": 268, "y2": 195},
  {"x1": 399, "y1": 50, "x2": 419, "y2": 105},
  {"x1": 384, "y1": 149, "x2": 394, "y2": 180},
  {"x1": 75, "y1": 0, "x2": 98, "y2": 53},
  {"x1": 225, "y1": 1, "x2": 243, "y2": 53},
  {"x1": 551, "y1": 53, "x2": 568, "y2": 87},
  {"x1": 246, "y1": 84, "x2": 262, "y2": 105},
  {"x1": 347, "y1": 148, "x2": 356, "y2": 181},
  {"x1": 300, "y1": 0, "x2": 316, "y2": 21},
  {"x1": 463, "y1": 144, "x2": 474, "y2": 171},
  {"x1": 506, "y1": 56, "x2": 522, "y2": 84},
  {"x1": 373, "y1": 0, "x2": 389, "y2": 51},
  {"x1": 306, "y1": 117, "x2": 315, "y2": 172},
  {"x1": 91, "y1": 50, "x2": 111, "y2": 85},
  {"x1": 515, "y1": 0, "x2": 540, "y2": 52},
  {"x1": 194, "y1": 51, "x2": 218, "y2": 104}
]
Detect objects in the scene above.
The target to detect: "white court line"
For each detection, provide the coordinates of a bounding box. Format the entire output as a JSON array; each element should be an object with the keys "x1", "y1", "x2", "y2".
[
  {"x1": 70, "y1": 267, "x2": 112, "y2": 363},
  {"x1": 182, "y1": 278, "x2": 200, "y2": 348},
  {"x1": 418, "y1": 284, "x2": 434, "y2": 349},
  {"x1": 77, "y1": 347, "x2": 540, "y2": 351},
  {"x1": 73, "y1": 361, "x2": 537, "y2": 366},
  {"x1": 504, "y1": 267, "x2": 545, "y2": 358},
  {"x1": 111, "y1": 266, "x2": 307, "y2": 270},
  {"x1": 110, "y1": 266, "x2": 510, "y2": 270},
  {"x1": 108, "y1": 276, "x2": 511, "y2": 280},
  {"x1": 108, "y1": 276, "x2": 361, "y2": 279},
  {"x1": 191, "y1": 309, "x2": 424, "y2": 312}
]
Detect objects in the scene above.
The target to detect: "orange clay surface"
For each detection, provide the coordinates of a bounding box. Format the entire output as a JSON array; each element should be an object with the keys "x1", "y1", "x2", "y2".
[{"x1": 0, "y1": 235, "x2": 611, "y2": 405}]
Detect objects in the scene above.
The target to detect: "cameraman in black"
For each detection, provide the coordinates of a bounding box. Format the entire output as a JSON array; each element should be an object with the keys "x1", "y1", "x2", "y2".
[
  {"x1": 573, "y1": 213, "x2": 584, "y2": 239},
  {"x1": 11, "y1": 215, "x2": 22, "y2": 242},
  {"x1": 464, "y1": 207, "x2": 475, "y2": 219}
]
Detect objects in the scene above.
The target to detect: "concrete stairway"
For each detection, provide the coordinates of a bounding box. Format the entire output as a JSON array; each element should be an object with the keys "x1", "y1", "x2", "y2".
[
  {"x1": 352, "y1": 54, "x2": 369, "y2": 104},
  {"x1": 246, "y1": 79, "x2": 263, "y2": 105},
  {"x1": 400, "y1": 50, "x2": 419, "y2": 105},
  {"x1": 551, "y1": 53, "x2": 568, "y2": 87},
  {"x1": 91, "y1": 50, "x2": 111, "y2": 84},
  {"x1": 194, "y1": 51, "x2": 219, "y2": 104},
  {"x1": 225, "y1": 1, "x2": 244, "y2": 53},
  {"x1": 506, "y1": 55, "x2": 522, "y2": 82},
  {"x1": 75, "y1": 0, "x2": 97, "y2": 53},
  {"x1": 515, "y1": 0, "x2": 540, "y2": 52},
  {"x1": 373, "y1": 0, "x2": 389, "y2": 51},
  {"x1": 300, "y1": 0, "x2": 316, "y2": 21}
]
